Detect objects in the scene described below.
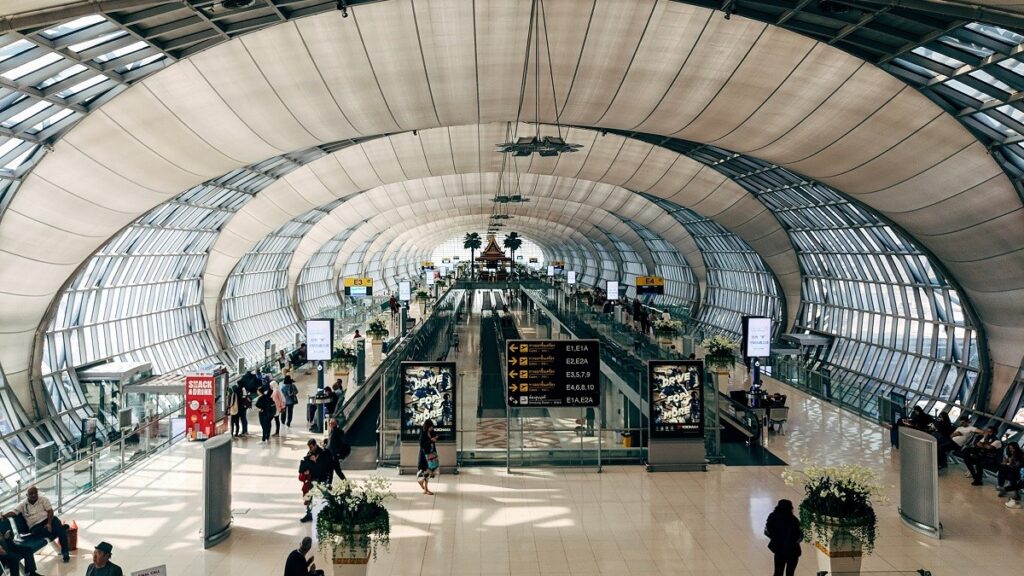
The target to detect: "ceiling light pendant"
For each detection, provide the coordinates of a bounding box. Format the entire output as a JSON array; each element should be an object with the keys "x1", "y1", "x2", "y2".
[{"x1": 496, "y1": 0, "x2": 580, "y2": 158}]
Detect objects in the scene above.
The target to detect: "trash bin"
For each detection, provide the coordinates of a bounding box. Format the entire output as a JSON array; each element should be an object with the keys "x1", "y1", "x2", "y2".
[
  {"x1": 66, "y1": 521, "x2": 78, "y2": 551},
  {"x1": 621, "y1": 431, "x2": 633, "y2": 448}
]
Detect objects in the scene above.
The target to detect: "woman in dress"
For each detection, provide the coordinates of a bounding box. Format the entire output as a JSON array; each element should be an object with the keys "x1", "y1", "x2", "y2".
[{"x1": 416, "y1": 419, "x2": 438, "y2": 495}]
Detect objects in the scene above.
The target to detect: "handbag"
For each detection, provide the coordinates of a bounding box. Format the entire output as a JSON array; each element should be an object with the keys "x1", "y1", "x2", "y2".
[{"x1": 426, "y1": 451, "x2": 439, "y2": 471}]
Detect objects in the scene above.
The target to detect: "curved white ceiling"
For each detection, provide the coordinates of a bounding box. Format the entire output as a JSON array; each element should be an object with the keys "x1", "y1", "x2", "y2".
[{"x1": 0, "y1": 0, "x2": 1021, "y2": 407}]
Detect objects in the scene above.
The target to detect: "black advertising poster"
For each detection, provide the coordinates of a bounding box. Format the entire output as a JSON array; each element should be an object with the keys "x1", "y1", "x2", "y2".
[
  {"x1": 506, "y1": 339, "x2": 600, "y2": 407},
  {"x1": 649, "y1": 360, "x2": 705, "y2": 438},
  {"x1": 401, "y1": 362, "x2": 456, "y2": 441}
]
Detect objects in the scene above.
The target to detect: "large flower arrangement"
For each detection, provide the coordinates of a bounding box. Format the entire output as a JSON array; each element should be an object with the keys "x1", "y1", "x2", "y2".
[
  {"x1": 367, "y1": 316, "x2": 390, "y2": 340},
  {"x1": 700, "y1": 335, "x2": 738, "y2": 368},
  {"x1": 781, "y1": 464, "x2": 887, "y2": 554},
  {"x1": 312, "y1": 476, "x2": 396, "y2": 559},
  {"x1": 652, "y1": 318, "x2": 683, "y2": 335}
]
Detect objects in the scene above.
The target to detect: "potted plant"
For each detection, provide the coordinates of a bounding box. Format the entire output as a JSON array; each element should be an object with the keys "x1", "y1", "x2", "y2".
[
  {"x1": 330, "y1": 346, "x2": 357, "y2": 384},
  {"x1": 312, "y1": 476, "x2": 395, "y2": 574},
  {"x1": 414, "y1": 290, "x2": 430, "y2": 314},
  {"x1": 782, "y1": 464, "x2": 886, "y2": 575},
  {"x1": 652, "y1": 318, "x2": 683, "y2": 336},
  {"x1": 367, "y1": 318, "x2": 390, "y2": 341},
  {"x1": 701, "y1": 334, "x2": 738, "y2": 370}
]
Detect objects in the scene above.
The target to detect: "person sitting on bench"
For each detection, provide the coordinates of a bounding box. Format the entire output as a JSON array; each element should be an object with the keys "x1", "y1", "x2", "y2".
[
  {"x1": 2, "y1": 486, "x2": 70, "y2": 563},
  {"x1": 963, "y1": 426, "x2": 1004, "y2": 486},
  {"x1": 1, "y1": 524, "x2": 41, "y2": 576}
]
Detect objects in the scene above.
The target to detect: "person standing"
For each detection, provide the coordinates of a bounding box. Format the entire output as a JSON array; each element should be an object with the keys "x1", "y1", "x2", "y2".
[
  {"x1": 281, "y1": 373, "x2": 298, "y2": 427},
  {"x1": 764, "y1": 499, "x2": 802, "y2": 576},
  {"x1": 229, "y1": 384, "x2": 241, "y2": 437},
  {"x1": 284, "y1": 537, "x2": 319, "y2": 576},
  {"x1": 85, "y1": 542, "x2": 122, "y2": 576},
  {"x1": 271, "y1": 381, "x2": 286, "y2": 436},
  {"x1": 416, "y1": 419, "x2": 438, "y2": 496},
  {"x1": 585, "y1": 407, "x2": 595, "y2": 437},
  {"x1": 256, "y1": 386, "x2": 276, "y2": 443},
  {"x1": 3, "y1": 486, "x2": 70, "y2": 562},
  {"x1": 326, "y1": 419, "x2": 349, "y2": 481}
]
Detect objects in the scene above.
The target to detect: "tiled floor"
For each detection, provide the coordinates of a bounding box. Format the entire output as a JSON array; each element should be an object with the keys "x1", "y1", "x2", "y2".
[{"x1": 25, "y1": 352, "x2": 1023, "y2": 576}]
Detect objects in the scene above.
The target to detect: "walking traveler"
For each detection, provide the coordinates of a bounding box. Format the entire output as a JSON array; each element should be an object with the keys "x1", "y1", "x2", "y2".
[
  {"x1": 281, "y1": 373, "x2": 299, "y2": 427},
  {"x1": 416, "y1": 419, "x2": 439, "y2": 496},
  {"x1": 271, "y1": 381, "x2": 286, "y2": 436},
  {"x1": 256, "y1": 386, "x2": 276, "y2": 442},
  {"x1": 326, "y1": 418, "x2": 350, "y2": 481},
  {"x1": 764, "y1": 499, "x2": 802, "y2": 576},
  {"x1": 229, "y1": 383, "x2": 241, "y2": 437},
  {"x1": 3, "y1": 486, "x2": 70, "y2": 563}
]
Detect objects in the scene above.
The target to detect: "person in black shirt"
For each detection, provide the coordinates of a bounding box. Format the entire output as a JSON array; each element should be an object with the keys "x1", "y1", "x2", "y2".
[
  {"x1": 325, "y1": 419, "x2": 348, "y2": 481},
  {"x1": 284, "y1": 537, "x2": 319, "y2": 576},
  {"x1": 416, "y1": 419, "x2": 438, "y2": 496},
  {"x1": 256, "y1": 386, "x2": 276, "y2": 442},
  {"x1": 907, "y1": 406, "x2": 933, "y2": 431},
  {"x1": 764, "y1": 499, "x2": 802, "y2": 576}
]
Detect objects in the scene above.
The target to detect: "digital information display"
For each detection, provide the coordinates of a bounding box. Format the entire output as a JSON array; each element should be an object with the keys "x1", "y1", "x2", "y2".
[
  {"x1": 607, "y1": 280, "x2": 619, "y2": 301},
  {"x1": 348, "y1": 285, "x2": 367, "y2": 297},
  {"x1": 399, "y1": 280, "x2": 411, "y2": 302},
  {"x1": 547, "y1": 265, "x2": 555, "y2": 277},
  {"x1": 305, "y1": 319, "x2": 333, "y2": 361},
  {"x1": 400, "y1": 362, "x2": 456, "y2": 441},
  {"x1": 425, "y1": 270, "x2": 435, "y2": 286},
  {"x1": 567, "y1": 270, "x2": 577, "y2": 285},
  {"x1": 743, "y1": 316, "x2": 772, "y2": 358},
  {"x1": 507, "y1": 340, "x2": 600, "y2": 407},
  {"x1": 649, "y1": 360, "x2": 705, "y2": 438}
]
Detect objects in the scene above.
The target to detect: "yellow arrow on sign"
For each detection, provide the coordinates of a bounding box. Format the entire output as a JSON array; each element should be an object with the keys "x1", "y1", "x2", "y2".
[
  {"x1": 510, "y1": 344, "x2": 519, "y2": 352},
  {"x1": 509, "y1": 357, "x2": 518, "y2": 366},
  {"x1": 509, "y1": 384, "x2": 518, "y2": 392},
  {"x1": 509, "y1": 370, "x2": 518, "y2": 378}
]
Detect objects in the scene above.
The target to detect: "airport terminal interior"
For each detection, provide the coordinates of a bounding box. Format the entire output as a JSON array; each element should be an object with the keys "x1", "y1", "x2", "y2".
[{"x1": 0, "y1": 0, "x2": 1023, "y2": 575}]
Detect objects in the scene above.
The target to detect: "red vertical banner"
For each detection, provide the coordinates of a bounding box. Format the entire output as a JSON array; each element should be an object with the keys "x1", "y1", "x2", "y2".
[{"x1": 185, "y1": 374, "x2": 216, "y2": 441}]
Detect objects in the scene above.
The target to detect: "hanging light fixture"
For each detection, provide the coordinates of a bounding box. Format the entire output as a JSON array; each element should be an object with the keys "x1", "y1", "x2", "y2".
[{"x1": 496, "y1": 0, "x2": 582, "y2": 158}]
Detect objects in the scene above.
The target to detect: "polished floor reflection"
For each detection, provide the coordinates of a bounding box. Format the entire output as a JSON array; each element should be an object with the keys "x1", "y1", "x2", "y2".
[{"x1": 24, "y1": 367, "x2": 1022, "y2": 576}]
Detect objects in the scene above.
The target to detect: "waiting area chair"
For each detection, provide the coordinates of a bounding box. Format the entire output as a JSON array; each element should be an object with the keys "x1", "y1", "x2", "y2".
[{"x1": 768, "y1": 407, "x2": 790, "y2": 434}]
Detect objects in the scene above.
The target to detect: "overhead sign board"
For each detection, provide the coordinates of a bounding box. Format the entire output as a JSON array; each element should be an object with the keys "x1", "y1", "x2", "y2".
[
  {"x1": 648, "y1": 360, "x2": 705, "y2": 438},
  {"x1": 743, "y1": 316, "x2": 772, "y2": 358},
  {"x1": 306, "y1": 319, "x2": 333, "y2": 361},
  {"x1": 398, "y1": 280, "x2": 411, "y2": 302},
  {"x1": 420, "y1": 261, "x2": 435, "y2": 269},
  {"x1": 506, "y1": 340, "x2": 600, "y2": 407},
  {"x1": 636, "y1": 275, "x2": 665, "y2": 295},
  {"x1": 343, "y1": 277, "x2": 373, "y2": 296}
]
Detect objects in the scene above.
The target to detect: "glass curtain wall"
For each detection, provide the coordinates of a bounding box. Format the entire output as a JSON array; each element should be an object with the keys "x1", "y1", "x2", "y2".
[
  {"x1": 644, "y1": 195, "x2": 783, "y2": 340},
  {"x1": 297, "y1": 228, "x2": 359, "y2": 319},
  {"x1": 617, "y1": 217, "x2": 700, "y2": 315}
]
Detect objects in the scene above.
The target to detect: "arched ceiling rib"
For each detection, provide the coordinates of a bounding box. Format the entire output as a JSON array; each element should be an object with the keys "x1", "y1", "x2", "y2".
[{"x1": 0, "y1": 1, "x2": 1020, "y2": 409}]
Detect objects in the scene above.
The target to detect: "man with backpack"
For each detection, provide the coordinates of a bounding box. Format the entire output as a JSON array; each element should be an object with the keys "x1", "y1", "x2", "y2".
[{"x1": 326, "y1": 418, "x2": 350, "y2": 480}]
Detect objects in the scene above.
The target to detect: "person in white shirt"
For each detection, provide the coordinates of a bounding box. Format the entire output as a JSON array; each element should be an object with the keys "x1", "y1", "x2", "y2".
[
  {"x1": 951, "y1": 415, "x2": 981, "y2": 449},
  {"x1": 2, "y1": 486, "x2": 70, "y2": 562}
]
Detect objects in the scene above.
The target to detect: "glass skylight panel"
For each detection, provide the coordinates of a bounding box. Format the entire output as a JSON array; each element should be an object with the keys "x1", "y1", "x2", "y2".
[
  {"x1": 911, "y1": 46, "x2": 965, "y2": 69},
  {"x1": 939, "y1": 35, "x2": 994, "y2": 58},
  {"x1": 94, "y1": 41, "x2": 147, "y2": 64},
  {"x1": 943, "y1": 78, "x2": 991, "y2": 103},
  {"x1": 68, "y1": 30, "x2": 127, "y2": 53},
  {"x1": 2, "y1": 100, "x2": 51, "y2": 128},
  {"x1": 1, "y1": 52, "x2": 61, "y2": 81},
  {"x1": 41, "y1": 15, "x2": 107, "y2": 40},
  {"x1": 965, "y1": 22, "x2": 1024, "y2": 46},
  {"x1": 55, "y1": 74, "x2": 105, "y2": 98},
  {"x1": 0, "y1": 40, "x2": 33, "y2": 64},
  {"x1": 968, "y1": 69, "x2": 1013, "y2": 94},
  {"x1": 36, "y1": 63, "x2": 87, "y2": 90}
]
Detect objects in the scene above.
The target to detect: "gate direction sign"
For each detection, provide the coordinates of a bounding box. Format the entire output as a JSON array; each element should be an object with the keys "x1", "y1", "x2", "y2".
[{"x1": 506, "y1": 339, "x2": 600, "y2": 407}]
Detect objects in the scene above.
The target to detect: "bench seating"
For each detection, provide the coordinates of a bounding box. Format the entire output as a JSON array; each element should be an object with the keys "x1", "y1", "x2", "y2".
[{"x1": 0, "y1": 514, "x2": 53, "y2": 554}]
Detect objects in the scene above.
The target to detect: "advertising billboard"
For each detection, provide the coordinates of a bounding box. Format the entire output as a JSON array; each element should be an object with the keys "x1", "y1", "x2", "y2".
[
  {"x1": 743, "y1": 316, "x2": 772, "y2": 358},
  {"x1": 648, "y1": 360, "x2": 705, "y2": 438},
  {"x1": 399, "y1": 280, "x2": 412, "y2": 302},
  {"x1": 400, "y1": 362, "x2": 456, "y2": 441},
  {"x1": 186, "y1": 374, "x2": 217, "y2": 441},
  {"x1": 305, "y1": 319, "x2": 333, "y2": 361},
  {"x1": 607, "y1": 280, "x2": 619, "y2": 301}
]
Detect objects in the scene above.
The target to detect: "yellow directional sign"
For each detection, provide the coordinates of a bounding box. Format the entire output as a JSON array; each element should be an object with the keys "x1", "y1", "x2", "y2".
[
  {"x1": 635, "y1": 275, "x2": 665, "y2": 287},
  {"x1": 343, "y1": 277, "x2": 373, "y2": 287},
  {"x1": 509, "y1": 370, "x2": 518, "y2": 378},
  {"x1": 510, "y1": 343, "x2": 519, "y2": 352},
  {"x1": 506, "y1": 339, "x2": 600, "y2": 407},
  {"x1": 509, "y1": 384, "x2": 518, "y2": 392}
]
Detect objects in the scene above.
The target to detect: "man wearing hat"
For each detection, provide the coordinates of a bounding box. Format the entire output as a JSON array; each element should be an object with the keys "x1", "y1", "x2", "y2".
[{"x1": 85, "y1": 542, "x2": 122, "y2": 576}]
